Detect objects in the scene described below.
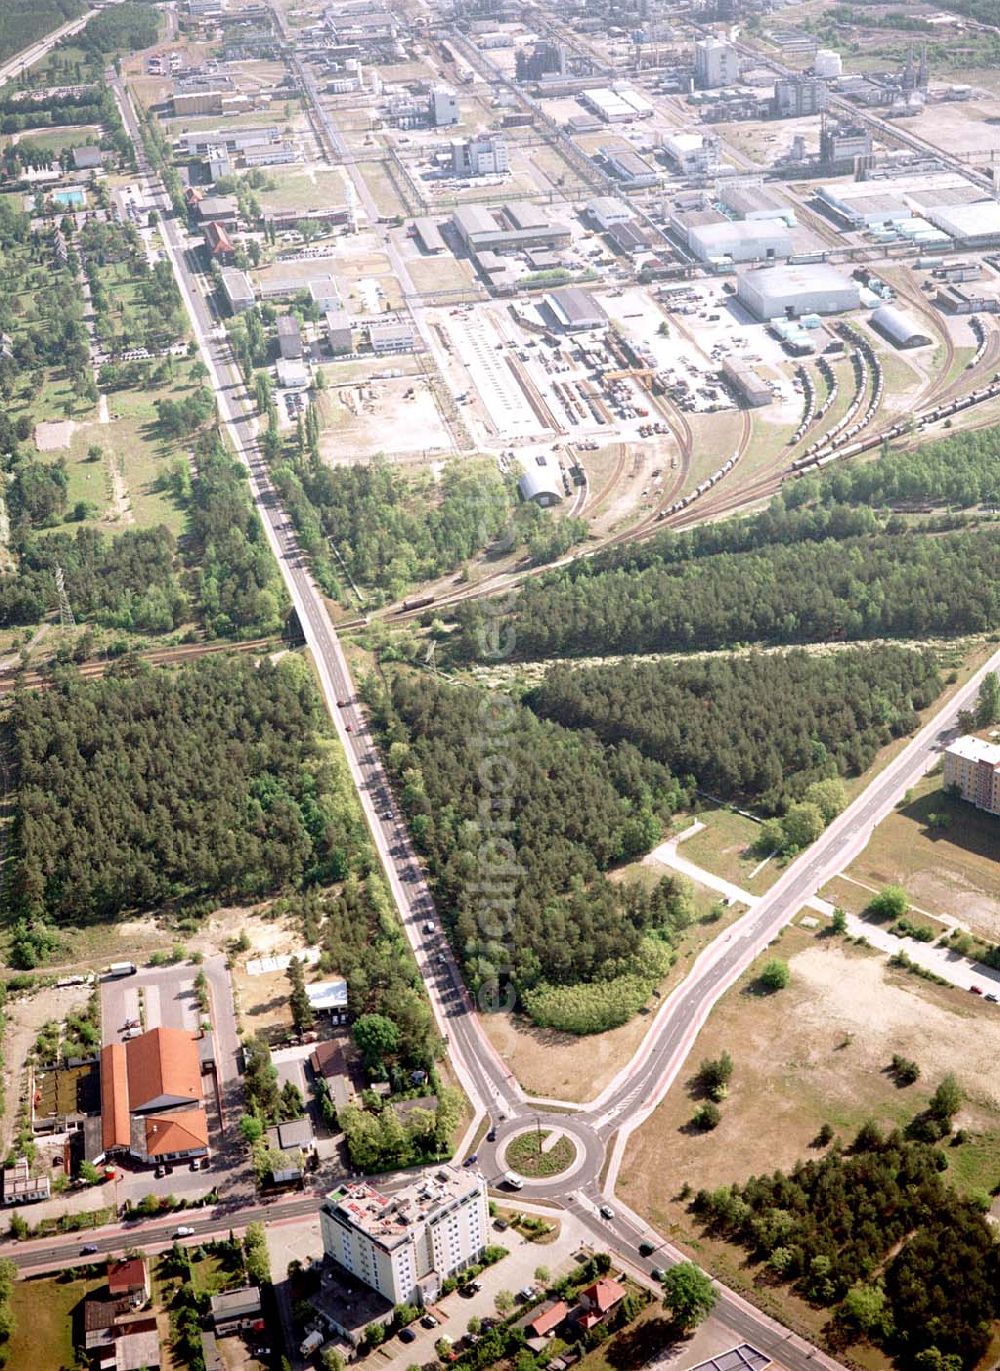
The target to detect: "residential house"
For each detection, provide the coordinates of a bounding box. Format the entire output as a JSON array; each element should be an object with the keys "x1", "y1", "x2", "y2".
[
  {"x1": 577, "y1": 1278, "x2": 626, "y2": 1329},
  {"x1": 107, "y1": 1257, "x2": 150, "y2": 1309}
]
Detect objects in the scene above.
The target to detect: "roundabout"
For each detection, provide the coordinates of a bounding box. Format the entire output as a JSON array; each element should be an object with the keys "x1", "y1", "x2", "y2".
[
  {"x1": 504, "y1": 1126, "x2": 577, "y2": 1180},
  {"x1": 482, "y1": 1112, "x2": 601, "y2": 1195}
]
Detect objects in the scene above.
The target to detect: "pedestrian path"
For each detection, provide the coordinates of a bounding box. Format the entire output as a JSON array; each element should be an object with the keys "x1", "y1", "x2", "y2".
[{"x1": 648, "y1": 841, "x2": 1000, "y2": 996}]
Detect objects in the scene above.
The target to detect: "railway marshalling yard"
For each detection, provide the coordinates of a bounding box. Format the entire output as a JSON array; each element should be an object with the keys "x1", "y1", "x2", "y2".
[{"x1": 206, "y1": 0, "x2": 1000, "y2": 583}]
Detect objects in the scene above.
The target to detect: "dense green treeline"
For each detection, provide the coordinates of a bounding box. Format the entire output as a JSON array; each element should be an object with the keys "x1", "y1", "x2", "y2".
[
  {"x1": 453, "y1": 528, "x2": 1000, "y2": 660},
  {"x1": 789, "y1": 425, "x2": 1000, "y2": 510},
  {"x1": 76, "y1": 2, "x2": 159, "y2": 57},
  {"x1": 569, "y1": 501, "x2": 882, "y2": 579},
  {"x1": 271, "y1": 453, "x2": 520, "y2": 602},
  {"x1": 528, "y1": 647, "x2": 941, "y2": 814},
  {"x1": 0, "y1": 0, "x2": 82, "y2": 68},
  {"x1": 9, "y1": 654, "x2": 368, "y2": 926},
  {"x1": 693, "y1": 1128, "x2": 999, "y2": 1367},
  {"x1": 0, "y1": 525, "x2": 187, "y2": 632},
  {"x1": 189, "y1": 436, "x2": 288, "y2": 637},
  {"x1": 371, "y1": 672, "x2": 694, "y2": 1027},
  {"x1": 0, "y1": 437, "x2": 286, "y2": 638}
]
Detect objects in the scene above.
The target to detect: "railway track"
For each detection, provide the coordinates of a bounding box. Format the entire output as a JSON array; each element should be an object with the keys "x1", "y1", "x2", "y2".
[
  {"x1": 387, "y1": 327, "x2": 1000, "y2": 627},
  {"x1": 0, "y1": 634, "x2": 296, "y2": 695}
]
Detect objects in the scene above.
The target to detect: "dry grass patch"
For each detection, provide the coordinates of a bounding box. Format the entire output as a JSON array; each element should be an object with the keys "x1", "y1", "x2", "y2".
[
  {"x1": 846, "y1": 768, "x2": 1000, "y2": 941},
  {"x1": 618, "y1": 924, "x2": 1000, "y2": 1359},
  {"x1": 620, "y1": 924, "x2": 1000, "y2": 1232}
]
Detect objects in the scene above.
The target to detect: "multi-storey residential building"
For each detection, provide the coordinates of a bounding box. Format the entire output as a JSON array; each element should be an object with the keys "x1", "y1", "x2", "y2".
[
  {"x1": 943, "y1": 736, "x2": 1000, "y2": 815},
  {"x1": 320, "y1": 1167, "x2": 489, "y2": 1305}
]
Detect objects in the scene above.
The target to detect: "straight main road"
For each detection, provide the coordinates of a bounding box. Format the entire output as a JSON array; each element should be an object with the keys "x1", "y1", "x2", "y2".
[
  {"x1": 0, "y1": 0, "x2": 123, "y2": 90},
  {"x1": 98, "y1": 70, "x2": 1000, "y2": 1370}
]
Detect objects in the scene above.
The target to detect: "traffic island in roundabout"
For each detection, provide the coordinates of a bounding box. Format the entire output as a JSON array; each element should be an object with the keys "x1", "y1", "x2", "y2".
[{"x1": 503, "y1": 1127, "x2": 579, "y2": 1181}]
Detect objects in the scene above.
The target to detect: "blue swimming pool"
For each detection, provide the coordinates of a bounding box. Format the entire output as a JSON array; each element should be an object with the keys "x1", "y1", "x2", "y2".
[{"x1": 53, "y1": 188, "x2": 85, "y2": 208}]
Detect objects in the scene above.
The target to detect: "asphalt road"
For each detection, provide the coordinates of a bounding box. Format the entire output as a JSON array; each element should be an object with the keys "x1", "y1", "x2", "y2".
[
  {"x1": 0, "y1": 0, "x2": 123, "y2": 89},
  {"x1": 97, "y1": 73, "x2": 1000, "y2": 1370}
]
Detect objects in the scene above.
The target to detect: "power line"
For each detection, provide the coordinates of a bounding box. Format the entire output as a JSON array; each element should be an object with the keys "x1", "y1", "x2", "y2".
[{"x1": 55, "y1": 565, "x2": 75, "y2": 629}]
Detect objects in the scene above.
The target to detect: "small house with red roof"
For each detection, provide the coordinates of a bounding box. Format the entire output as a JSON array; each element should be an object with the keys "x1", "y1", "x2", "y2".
[
  {"x1": 108, "y1": 1256, "x2": 150, "y2": 1308},
  {"x1": 577, "y1": 1278, "x2": 626, "y2": 1330}
]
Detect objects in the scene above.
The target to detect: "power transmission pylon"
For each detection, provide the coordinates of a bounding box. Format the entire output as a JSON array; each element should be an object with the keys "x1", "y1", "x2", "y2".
[{"x1": 55, "y1": 566, "x2": 75, "y2": 629}]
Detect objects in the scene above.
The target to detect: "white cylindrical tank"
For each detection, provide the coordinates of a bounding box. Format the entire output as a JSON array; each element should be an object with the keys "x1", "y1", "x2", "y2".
[{"x1": 815, "y1": 49, "x2": 843, "y2": 78}]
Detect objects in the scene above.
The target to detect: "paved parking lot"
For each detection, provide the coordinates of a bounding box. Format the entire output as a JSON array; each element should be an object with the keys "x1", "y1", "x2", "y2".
[
  {"x1": 376, "y1": 1209, "x2": 596, "y2": 1370},
  {"x1": 101, "y1": 964, "x2": 200, "y2": 1045}
]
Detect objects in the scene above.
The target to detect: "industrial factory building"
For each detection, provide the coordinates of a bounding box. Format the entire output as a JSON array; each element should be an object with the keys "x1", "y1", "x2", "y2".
[
  {"x1": 688, "y1": 219, "x2": 792, "y2": 264},
  {"x1": 737, "y1": 263, "x2": 860, "y2": 319}
]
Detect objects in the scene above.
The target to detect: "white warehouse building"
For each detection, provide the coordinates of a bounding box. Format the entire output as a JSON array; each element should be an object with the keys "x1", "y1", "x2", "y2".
[
  {"x1": 320, "y1": 1168, "x2": 489, "y2": 1306},
  {"x1": 518, "y1": 451, "x2": 564, "y2": 506},
  {"x1": 737, "y1": 262, "x2": 860, "y2": 319},
  {"x1": 688, "y1": 218, "x2": 791, "y2": 264},
  {"x1": 870, "y1": 304, "x2": 933, "y2": 348}
]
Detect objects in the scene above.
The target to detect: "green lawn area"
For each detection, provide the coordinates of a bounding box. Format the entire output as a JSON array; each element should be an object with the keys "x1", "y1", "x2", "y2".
[
  {"x1": 679, "y1": 805, "x2": 781, "y2": 895},
  {"x1": 5, "y1": 123, "x2": 102, "y2": 155},
  {"x1": 505, "y1": 1129, "x2": 577, "y2": 1178},
  {"x1": 8, "y1": 1271, "x2": 104, "y2": 1370},
  {"x1": 253, "y1": 167, "x2": 348, "y2": 214},
  {"x1": 27, "y1": 368, "x2": 201, "y2": 539},
  {"x1": 844, "y1": 767, "x2": 1000, "y2": 941}
]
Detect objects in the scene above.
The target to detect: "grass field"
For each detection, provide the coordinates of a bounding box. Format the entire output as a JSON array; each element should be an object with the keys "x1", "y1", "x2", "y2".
[
  {"x1": 619, "y1": 921, "x2": 1000, "y2": 1357},
  {"x1": 679, "y1": 805, "x2": 780, "y2": 894},
  {"x1": 845, "y1": 767, "x2": 1000, "y2": 942},
  {"x1": 405, "y1": 255, "x2": 477, "y2": 295},
  {"x1": 8, "y1": 1271, "x2": 105, "y2": 1370},
  {"x1": 27, "y1": 373, "x2": 197, "y2": 538},
  {"x1": 255, "y1": 166, "x2": 350, "y2": 215},
  {"x1": 5, "y1": 123, "x2": 102, "y2": 154},
  {"x1": 356, "y1": 160, "x2": 408, "y2": 217}
]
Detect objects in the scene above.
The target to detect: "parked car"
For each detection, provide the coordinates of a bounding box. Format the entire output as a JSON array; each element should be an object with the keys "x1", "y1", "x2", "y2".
[
  {"x1": 517, "y1": 1285, "x2": 536, "y2": 1302},
  {"x1": 421, "y1": 1314, "x2": 438, "y2": 1329},
  {"x1": 399, "y1": 1328, "x2": 416, "y2": 1344},
  {"x1": 969, "y1": 985, "x2": 983, "y2": 995},
  {"x1": 985, "y1": 993, "x2": 998, "y2": 1003}
]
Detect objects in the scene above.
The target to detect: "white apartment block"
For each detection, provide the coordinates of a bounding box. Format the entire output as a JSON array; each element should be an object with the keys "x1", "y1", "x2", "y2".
[
  {"x1": 320, "y1": 1167, "x2": 489, "y2": 1306},
  {"x1": 943, "y1": 735, "x2": 1000, "y2": 816}
]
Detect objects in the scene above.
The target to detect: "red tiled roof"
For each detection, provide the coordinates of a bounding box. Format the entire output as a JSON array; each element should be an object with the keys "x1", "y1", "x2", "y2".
[
  {"x1": 143, "y1": 1108, "x2": 209, "y2": 1158},
  {"x1": 581, "y1": 1279, "x2": 626, "y2": 1315},
  {"x1": 108, "y1": 1258, "x2": 147, "y2": 1295},
  {"x1": 100, "y1": 1044, "x2": 130, "y2": 1153},
  {"x1": 204, "y1": 221, "x2": 233, "y2": 255},
  {"x1": 529, "y1": 1301, "x2": 569, "y2": 1337},
  {"x1": 126, "y1": 1028, "x2": 201, "y2": 1111}
]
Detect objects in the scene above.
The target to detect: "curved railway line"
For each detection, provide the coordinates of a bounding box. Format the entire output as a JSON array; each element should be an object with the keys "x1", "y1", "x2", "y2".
[{"x1": 381, "y1": 319, "x2": 1000, "y2": 625}]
